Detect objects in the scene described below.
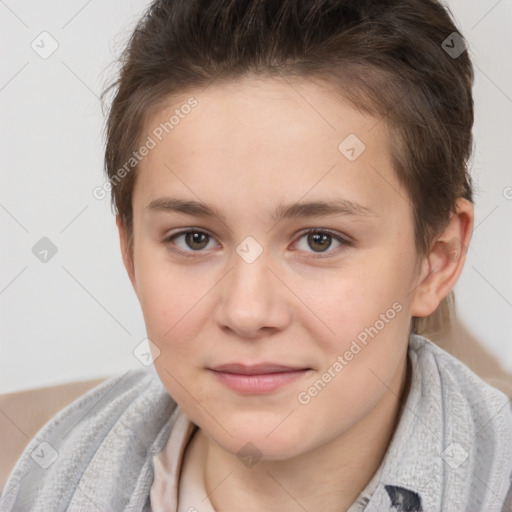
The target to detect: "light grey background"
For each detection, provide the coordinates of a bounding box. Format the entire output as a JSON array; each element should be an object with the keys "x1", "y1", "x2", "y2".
[{"x1": 1, "y1": 0, "x2": 511, "y2": 393}]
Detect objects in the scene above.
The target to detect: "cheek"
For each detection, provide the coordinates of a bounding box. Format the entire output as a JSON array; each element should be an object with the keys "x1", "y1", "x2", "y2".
[
  {"x1": 302, "y1": 266, "x2": 404, "y2": 334},
  {"x1": 135, "y1": 260, "x2": 211, "y2": 404},
  {"x1": 134, "y1": 250, "x2": 211, "y2": 347},
  {"x1": 294, "y1": 277, "x2": 408, "y2": 418}
]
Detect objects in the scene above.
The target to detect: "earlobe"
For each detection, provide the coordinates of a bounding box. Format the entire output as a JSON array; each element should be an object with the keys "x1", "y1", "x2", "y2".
[
  {"x1": 116, "y1": 215, "x2": 137, "y2": 292},
  {"x1": 410, "y1": 198, "x2": 474, "y2": 318}
]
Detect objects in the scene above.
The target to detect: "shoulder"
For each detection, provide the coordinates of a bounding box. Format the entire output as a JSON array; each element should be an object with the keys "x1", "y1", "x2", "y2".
[
  {"x1": 372, "y1": 334, "x2": 512, "y2": 509},
  {"x1": 0, "y1": 376, "x2": 108, "y2": 493},
  {"x1": 22, "y1": 365, "x2": 173, "y2": 444},
  {"x1": 408, "y1": 333, "x2": 512, "y2": 447},
  {"x1": 409, "y1": 333, "x2": 512, "y2": 410},
  {"x1": 0, "y1": 365, "x2": 177, "y2": 511}
]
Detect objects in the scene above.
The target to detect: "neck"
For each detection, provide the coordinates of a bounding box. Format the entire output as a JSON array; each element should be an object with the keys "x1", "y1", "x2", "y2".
[{"x1": 199, "y1": 352, "x2": 411, "y2": 512}]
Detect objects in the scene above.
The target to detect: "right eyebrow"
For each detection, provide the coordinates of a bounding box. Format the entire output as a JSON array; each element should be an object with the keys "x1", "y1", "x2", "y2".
[{"x1": 146, "y1": 197, "x2": 226, "y2": 221}]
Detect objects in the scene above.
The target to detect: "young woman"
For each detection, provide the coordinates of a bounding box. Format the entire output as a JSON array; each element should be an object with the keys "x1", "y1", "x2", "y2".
[{"x1": 2, "y1": 1, "x2": 511, "y2": 510}]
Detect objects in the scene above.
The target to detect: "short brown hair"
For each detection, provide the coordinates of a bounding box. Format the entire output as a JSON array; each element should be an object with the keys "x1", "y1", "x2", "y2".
[{"x1": 101, "y1": 0, "x2": 474, "y2": 336}]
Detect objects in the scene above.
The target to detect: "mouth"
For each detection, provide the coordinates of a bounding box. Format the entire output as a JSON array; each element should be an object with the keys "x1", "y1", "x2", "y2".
[{"x1": 208, "y1": 363, "x2": 312, "y2": 394}]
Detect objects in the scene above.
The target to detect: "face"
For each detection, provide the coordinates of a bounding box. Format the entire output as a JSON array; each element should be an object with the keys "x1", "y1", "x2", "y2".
[{"x1": 121, "y1": 76, "x2": 425, "y2": 461}]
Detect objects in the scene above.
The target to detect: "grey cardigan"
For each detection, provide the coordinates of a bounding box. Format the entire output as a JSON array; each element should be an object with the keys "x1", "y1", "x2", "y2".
[{"x1": 1, "y1": 334, "x2": 512, "y2": 511}]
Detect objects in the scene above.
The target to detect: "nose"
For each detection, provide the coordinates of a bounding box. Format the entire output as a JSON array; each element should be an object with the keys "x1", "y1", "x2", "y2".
[{"x1": 215, "y1": 250, "x2": 292, "y2": 339}]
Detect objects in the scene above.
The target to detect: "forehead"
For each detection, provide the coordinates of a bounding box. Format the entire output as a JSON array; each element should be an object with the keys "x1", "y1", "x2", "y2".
[{"x1": 135, "y1": 77, "x2": 409, "y2": 220}]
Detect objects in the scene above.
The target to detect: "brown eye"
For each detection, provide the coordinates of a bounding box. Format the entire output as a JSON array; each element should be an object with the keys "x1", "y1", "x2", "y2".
[
  {"x1": 307, "y1": 232, "x2": 333, "y2": 252},
  {"x1": 166, "y1": 230, "x2": 216, "y2": 253},
  {"x1": 184, "y1": 231, "x2": 210, "y2": 250},
  {"x1": 293, "y1": 229, "x2": 347, "y2": 257}
]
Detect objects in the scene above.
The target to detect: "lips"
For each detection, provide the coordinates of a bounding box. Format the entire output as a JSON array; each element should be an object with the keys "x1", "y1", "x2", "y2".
[
  {"x1": 208, "y1": 363, "x2": 311, "y2": 394},
  {"x1": 210, "y1": 363, "x2": 309, "y2": 375}
]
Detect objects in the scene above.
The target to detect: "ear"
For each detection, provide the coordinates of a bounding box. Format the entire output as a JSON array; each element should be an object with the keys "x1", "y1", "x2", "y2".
[
  {"x1": 116, "y1": 214, "x2": 137, "y2": 292},
  {"x1": 410, "y1": 198, "x2": 474, "y2": 318}
]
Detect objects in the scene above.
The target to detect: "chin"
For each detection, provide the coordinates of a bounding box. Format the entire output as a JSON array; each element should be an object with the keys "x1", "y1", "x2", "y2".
[{"x1": 200, "y1": 412, "x2": 312, "y2": 462}]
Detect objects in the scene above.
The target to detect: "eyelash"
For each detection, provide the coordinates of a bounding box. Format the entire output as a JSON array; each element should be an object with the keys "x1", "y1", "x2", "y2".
[{"x1": 162, "y1": 228, "x2": 352, "y2": 260}]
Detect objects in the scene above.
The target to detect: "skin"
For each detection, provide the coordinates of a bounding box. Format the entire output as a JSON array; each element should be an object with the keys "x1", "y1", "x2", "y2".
[{"x1": 117, "y1": 76, "x2": 474, "y2": 511}]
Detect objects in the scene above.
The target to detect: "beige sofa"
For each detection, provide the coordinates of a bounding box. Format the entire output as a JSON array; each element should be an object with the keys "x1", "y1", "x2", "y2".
[{"x1": 1, "y1": 320, "x2": 511, "y2": 493}]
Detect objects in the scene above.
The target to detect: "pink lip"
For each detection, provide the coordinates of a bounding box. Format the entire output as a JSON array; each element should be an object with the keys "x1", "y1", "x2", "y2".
[{"x1": 209, "y1": 363, "x2": 310, "y2": 394}]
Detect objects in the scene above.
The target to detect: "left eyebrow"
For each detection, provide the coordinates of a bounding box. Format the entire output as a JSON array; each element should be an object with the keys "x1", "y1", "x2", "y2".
[
  {"x1": 270, "y1": 199, "x2": 378, "y2": 222},
  {"x1": 145, "y1": 197, "x2": 377, "y2": 222}
]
